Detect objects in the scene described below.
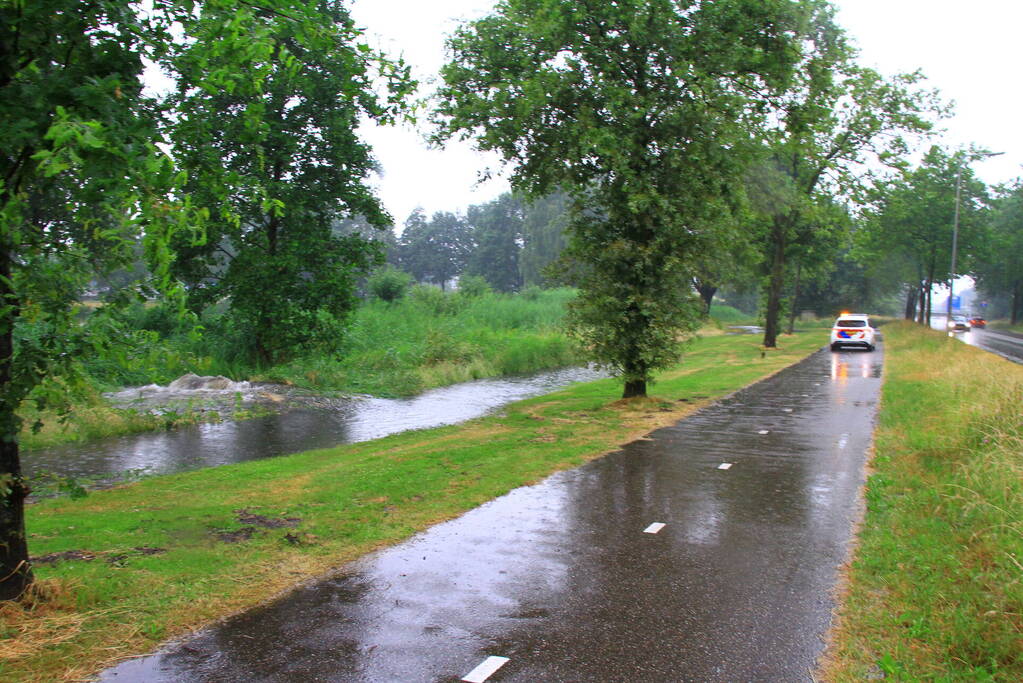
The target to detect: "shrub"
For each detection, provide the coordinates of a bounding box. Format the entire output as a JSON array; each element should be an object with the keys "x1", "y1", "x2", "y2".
[
  {"x1": 367, "y1": 267, "x2": 413, "y2": 303},
  {"x1": 457, "y1": 274, "x2": 491, "y2": 298},
  {"x1": 408, "y1": 284, "x2": 461, "y2": 316}
]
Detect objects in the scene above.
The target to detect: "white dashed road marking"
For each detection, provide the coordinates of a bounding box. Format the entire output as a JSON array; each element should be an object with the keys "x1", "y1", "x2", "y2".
[
  {"x1": 718, "y1": 463, "x2": 733, "y2": 470},
  {"x1": 758, "y1": 430, "x2": 770, "y2": 435},
  {"x1": 644, "y1": 522, "x2": 666, "y2": 534},
  {"x1": 462, "y1": 656, "x2": 510, "y2": 682}
]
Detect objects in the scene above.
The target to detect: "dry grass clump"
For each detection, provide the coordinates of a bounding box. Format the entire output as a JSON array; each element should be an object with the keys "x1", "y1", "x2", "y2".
[{"x1": 0, "y1": 579, "x2": 89, "y2": 661}]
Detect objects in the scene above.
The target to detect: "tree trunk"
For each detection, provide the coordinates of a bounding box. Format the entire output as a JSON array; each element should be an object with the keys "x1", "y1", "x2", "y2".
[
  {"x1": 0, "y1": 250, "x2": 32, "y2": 601},
  {"x1": 904, "y1": 284, "x2": 917, "y2": 320},
  {"x1": 916, "y1": 282, "x2": 926, "y2": 325},
  {"x1": 925, "y1": 253, "x2": 936, "y2": 328},
  {"x1": 622, "y1": 379, "x2": 646, "y2": 398},
  {"x1": 1012, "y1": 281, "x2": 1021, "y2": 325},
  {"x1": 762, "y1": 218, "x2": 787, "y2": 348},
  {"x1": 0, "y1": 440, "x2": 31, "y2": 601},
  {"x1": 925, "y1": 278, "x2": 933, "y2": 328},
  {"x1": 786, "y1": 260, "x2": 802, "y2": 335},
  {"x1": 694, "y1": 279, "x2": 717, "y2": 316}
]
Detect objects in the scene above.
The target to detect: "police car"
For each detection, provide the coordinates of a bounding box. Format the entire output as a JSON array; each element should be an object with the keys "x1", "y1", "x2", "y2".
[{"x1": 829, "y1": 313, "x2": 876, "y2": 351}]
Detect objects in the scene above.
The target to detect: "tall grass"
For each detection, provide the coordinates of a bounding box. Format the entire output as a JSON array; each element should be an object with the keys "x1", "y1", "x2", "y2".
[
  {"x1": 261, "y1": 287, "x2": 583, "y2": 396},
  {"x1": 707, "y1": 302, "x2": 754, "y2": 323},
  {"x1": 823, "y1": 322, "x2": 1023, "y2": 681}
]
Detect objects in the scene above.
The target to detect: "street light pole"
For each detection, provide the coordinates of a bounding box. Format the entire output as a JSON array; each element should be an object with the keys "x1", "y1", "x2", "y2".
[
  {"x1": 947, "y1": 167, "x2": 963, "y2": 322},
  {"x1": 946, "y1": 151, "x2": 1004, "y2": 325}
]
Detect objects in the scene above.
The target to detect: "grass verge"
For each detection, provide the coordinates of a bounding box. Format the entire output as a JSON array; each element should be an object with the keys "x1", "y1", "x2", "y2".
[
  {"x1": 821, "y1": 321, "x2": 1023, "y2": 681},
  {"x1": 1, "y1": 330, "x2": 822, "y2": 682},
  {"x1": 988, "y1": 320, "x2": 1023, "y2": 335}
]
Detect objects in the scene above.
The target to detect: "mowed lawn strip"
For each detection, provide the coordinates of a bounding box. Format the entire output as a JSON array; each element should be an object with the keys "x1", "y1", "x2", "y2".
[
  {"x1": 3, "y1": 331, "x2": 823, "y2": 682},
  {"x1": 822, "y1": 322, "x2": 1023, "y2": 681}
]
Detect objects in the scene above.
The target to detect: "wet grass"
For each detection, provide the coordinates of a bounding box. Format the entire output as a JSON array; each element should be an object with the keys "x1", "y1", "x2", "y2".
[
  {"x1": 1, "y1": 330, "x2": 824, "y2": 682},
  {"x1": 988, "y1": 319, "x2": 1023, "y2": 334},
  {"x1": 18, "y1": 383, "x2": 280, "y2": 457},
  {"x1": 822, "y1": 321, "x2": 1023, "y2": 681},
  {"x1": 259, "y1": 287, "x2": 584, "y2": 397}
]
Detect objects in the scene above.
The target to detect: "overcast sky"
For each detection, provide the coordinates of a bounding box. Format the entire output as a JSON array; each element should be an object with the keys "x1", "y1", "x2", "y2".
[{"x1": 349, "y1": 0, "x2": 1023, "y2": 226}]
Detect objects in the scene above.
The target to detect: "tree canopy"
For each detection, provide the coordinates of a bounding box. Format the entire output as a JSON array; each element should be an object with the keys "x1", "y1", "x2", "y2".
[
  {"x1": 749, "y1": 0, "x2": 944, "y2": 347},
  {"x1": 975, "y1": 180, "x2": 1023, "y2": 323},
  {"x1": 859, "y1": 146, "x2": 990, "y2": 326},
  {"x1": 167, "y1": 0, "x2": 413, "y2": 365},
  {"x1": 436, "y1": 0, "x2": 811, "y2": 397}
]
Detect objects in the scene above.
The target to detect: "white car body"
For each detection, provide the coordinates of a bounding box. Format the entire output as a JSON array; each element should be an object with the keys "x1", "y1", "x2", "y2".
[
  {"x1": 948, "y1": 315, "x2": 971, "y2": 331},
  {"x1": 830, "y1": 313, "x2": 876, "y2": 351}
]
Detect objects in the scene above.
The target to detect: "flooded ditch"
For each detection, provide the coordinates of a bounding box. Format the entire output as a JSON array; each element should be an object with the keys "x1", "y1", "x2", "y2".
[{"x1": 24, "y1": 367, "x2": 606, "y2": 487}]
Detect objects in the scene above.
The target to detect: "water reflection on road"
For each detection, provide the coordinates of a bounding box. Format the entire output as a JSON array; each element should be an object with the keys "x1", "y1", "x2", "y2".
[{"x1": 24, "y1": 366, "x2": 605, "y2": 484}]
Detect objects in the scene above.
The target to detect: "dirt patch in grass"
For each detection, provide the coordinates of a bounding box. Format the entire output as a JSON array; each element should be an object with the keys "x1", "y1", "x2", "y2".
[
  {"x1": 215, "y1": 527, "x2": 257, "y2": 543},
  {"x1": 235, "y1": 509, "x2": 301, "y2": 529},
  {"x1": 30, "y1": 550, "x2": 97, "y2": 566}
]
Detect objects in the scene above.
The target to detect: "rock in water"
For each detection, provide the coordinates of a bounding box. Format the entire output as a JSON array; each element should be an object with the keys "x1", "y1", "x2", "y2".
[{"x1": 168, "y1": 374, "x2": 235, "y2": 391}]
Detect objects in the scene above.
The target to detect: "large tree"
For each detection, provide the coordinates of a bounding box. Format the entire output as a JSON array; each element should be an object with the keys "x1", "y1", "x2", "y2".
[
  {"x1": 168, "y1": 0, "x2": 412, "y2": 366},
  {"x1": 0, "y1": 0, "x2": 203, "y2": 600},
  {"x1": 859, "y1": 147, "x2": 990, "y2": 327},
  {"x1": 0, "y1": 0, "x2": 407, "y2": 600},
  {"x1": 436, "y1": 0, "x2": 809, "y2": 397},
  {"x1": 753, "y1": 2, "x2": 944, "y2": 347},
  {"x1": 967, "y1": 179, "x2": 1021, "y2": 323},
  {"x1": 464, "y1": 193, "x2": 525, "y2": 292},
  {"x1": 397, "y1": 209, "x2": 474, "y2": 289}
]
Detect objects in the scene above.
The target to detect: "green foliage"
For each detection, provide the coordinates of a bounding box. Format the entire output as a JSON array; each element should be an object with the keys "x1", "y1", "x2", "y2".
[
  {"x1": 436, "y1": 0, "x2": 810, "y2": 396},
  {"x1": 858, "y1": 146, "x2": 992, "y2": 323},
  {"x1": 707, "y1": 304, "x2": 753, "y2": 324},
  {"x1": 168, "y1": 0, "x2": 414, "y2": 366},
  {"x1": 406, "y1": 284, "x2": 460, "y2": 317},
  {"x1": 265, "y1": 287, "x2": 581, "y2": 396},
  {"x1": 464, "y1": 193, "x2": 525, "y2": 292},
  {"x1": 397, "y1": 209, "x2": 474, "y2": 289},
  {"x1": 519, "y1": 192, "x2": 571, "y2": 288},
  {"x1": 973, "y1": 179, "x2": 1023, "y2": 323},
  {"x1": 0, "y1": 0, "x2": 217, "y2": 596},
  {"x1": 367, "y1": 267, "x2": 413, "y2": 303},
  {"x1": 751, "y1": 5, "x2": 947, "y2": 346},
  {"x1": 456, "y1": 274, "x2": 491, "y2": 298}
]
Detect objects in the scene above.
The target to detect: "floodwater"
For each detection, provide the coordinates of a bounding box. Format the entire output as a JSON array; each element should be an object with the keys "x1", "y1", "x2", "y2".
[
  {"x1": 23, "y1": 367, "x2": 605, "y2": 484},
  {"x1": 930, "y1": 314, "x2": 1023, "y2": 364},
  {"x1": 101, "y1": 344, "x2": 881, "y2": 682}
]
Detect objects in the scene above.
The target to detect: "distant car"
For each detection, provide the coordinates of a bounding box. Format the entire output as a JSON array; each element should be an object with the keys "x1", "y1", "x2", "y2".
[
  {"x1": 948, "y1": 315, "x2": 971, "y2": 331},
  {"x1": 830, "y1": 313, "x2": 876, "y2": 351},
  {"x1": 969, "y1": 316, "x2": 986, "y2": 328}
]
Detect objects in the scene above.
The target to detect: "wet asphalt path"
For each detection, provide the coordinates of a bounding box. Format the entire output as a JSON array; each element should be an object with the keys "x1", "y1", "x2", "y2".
[{"x1": 100, "y1": 345, "x2": 882, "y2": 683}]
